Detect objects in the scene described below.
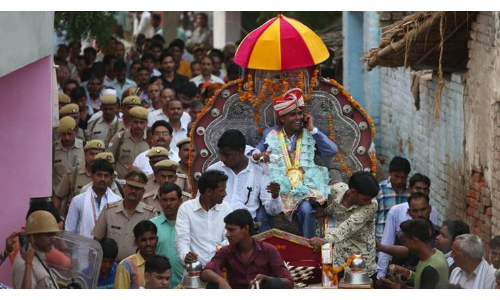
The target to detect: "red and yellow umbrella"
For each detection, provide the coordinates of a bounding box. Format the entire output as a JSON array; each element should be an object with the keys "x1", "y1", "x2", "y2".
[{"x1": 234, "y1": 14, "x2": 329, "y2": 71}]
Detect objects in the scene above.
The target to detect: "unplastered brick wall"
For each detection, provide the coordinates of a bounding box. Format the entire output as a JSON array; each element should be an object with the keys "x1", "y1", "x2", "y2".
[
  {"x1": 378, "y1": 67, "x2": 466, "y2": 225},
  {"x1": 465, "y1": 11, "x2": 500, "y2": 240},
  {"x1": 464, "y1": 167, "x2": 492, "y2": 248}
]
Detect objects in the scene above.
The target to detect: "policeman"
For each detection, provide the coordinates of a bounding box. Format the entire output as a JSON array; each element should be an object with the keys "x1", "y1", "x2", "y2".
[
  {"x1": 106, "y1": 106, "x2": 150, "y2": 179},
  {"x1": 143, "y1": 147, "x2": 170, "y2": 193},
  {"x1": 86, "y1": 94, "x2": 124, "y2": 146},
  {"x1": 12, "y1": 211, "x2": 60, "y2": 289},
  {"x1": 58, "y1": 93, "x2": 71, "y2": 109},
  {"x1": 92, "y1": 170, "x2": 156, "y2": 262},
  {"x1": 53, "y1": 139, "x2": 106, "y2": 217},
  {"x1": 53, "y1": 116, "x2": 84, "y2": 192},
  {"x1": 175, "y1": 137, "x2": 192, "y2": 194},
  {"x1": 121, "y1": 95, "x2": 141, "y2": 130},
  {"x1": 57, "y1": 103, "x2": 86, "y2": 142},
  {"x1": 142, "y1": 159, "x2": 180, "y2": 213}
]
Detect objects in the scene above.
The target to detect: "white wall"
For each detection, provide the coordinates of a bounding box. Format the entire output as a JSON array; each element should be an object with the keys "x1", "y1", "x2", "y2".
[{"x1": 0, "y1": 12, "x2": 54, "y2": 77}]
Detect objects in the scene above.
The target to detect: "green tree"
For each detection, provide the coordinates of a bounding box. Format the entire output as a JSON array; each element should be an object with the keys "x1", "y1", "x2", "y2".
[{"x1": 54, "y1": 12, "x2": 117, "y2": 45}]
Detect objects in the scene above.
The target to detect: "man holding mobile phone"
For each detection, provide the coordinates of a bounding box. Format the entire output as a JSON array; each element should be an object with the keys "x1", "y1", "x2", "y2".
[
  {"x1": 253, "y1": 88, "x2": 338, "y2": 238},
  {"x1": 11, "y1": 211, "x2": 61, "y2": 289},
  {"x1": 0, "y1": 232, "x2": 18, "y2": 266}
]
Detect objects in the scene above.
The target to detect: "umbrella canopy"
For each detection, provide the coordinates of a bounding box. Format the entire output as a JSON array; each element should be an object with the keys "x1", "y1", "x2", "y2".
[{"x1": 234, "y1": 14, "x2": 329, "y2": 71}]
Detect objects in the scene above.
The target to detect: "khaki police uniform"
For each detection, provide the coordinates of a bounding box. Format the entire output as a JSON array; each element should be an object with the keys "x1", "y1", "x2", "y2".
[
  {"x1": 86, "y1": 95, "x2": 122, "y2": 145},
  {"x1": 143, "y1": 147, "x2": 169, "y2": 194},
  {"x1": 86, "y1": 116, "x2": 124, "y2": 147},
  {"x1": 12, "y1": 250, "x2": 58, "y2": 289},
  {"x1": 55, "y1": 163, "x2": 92, "y2": 216},
  {"x1": 53, "y1": 139, "x2": 106, "y2": 214},
  {"x1": 53, "y1": 139, "x2": 85, "y2": 191},
  {"x1": 142, "y1": 188, "x2": 162, "y2": 217},
  {"x1": 106, "y1": 130, "x2": 150, "y2": 179},
  {"x1": 92, "y1": 169, "x2": 154, "y2": 262},
  {"x1": 176, "y1": 167, "x2": 191, "y2": 195},
  {"x1": 92, "y1": 200, "x2": 156, "y2": 262},
  {"x1": 107, "y1": 106, "x2": 149, "y2": 179}
]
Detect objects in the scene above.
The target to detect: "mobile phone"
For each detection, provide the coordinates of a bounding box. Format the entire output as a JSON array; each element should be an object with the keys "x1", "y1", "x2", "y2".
[{"x1": 19, "y1": 233, "x2": 29, "y2": 251}]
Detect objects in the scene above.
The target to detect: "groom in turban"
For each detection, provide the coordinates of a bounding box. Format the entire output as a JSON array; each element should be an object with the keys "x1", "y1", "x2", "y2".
[{"x1": 253, "y1": 88, "x2": 338, "y2": 238}]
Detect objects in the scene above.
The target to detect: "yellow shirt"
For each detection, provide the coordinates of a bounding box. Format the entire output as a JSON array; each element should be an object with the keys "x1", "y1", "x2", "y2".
[{"x1": 114, "y1": 252, "x2": 146, "y2": 289}]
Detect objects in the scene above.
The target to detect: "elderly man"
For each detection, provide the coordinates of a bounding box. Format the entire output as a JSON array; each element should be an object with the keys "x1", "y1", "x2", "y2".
[
  {"x1": 436, "y1": 220, "x2": 470, "y2": 274},
  {"x1": 449, "y1": 234, "x2": 496, "y2": 289}
]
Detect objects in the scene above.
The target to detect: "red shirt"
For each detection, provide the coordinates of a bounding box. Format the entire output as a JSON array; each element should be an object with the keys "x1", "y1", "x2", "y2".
[{"x1": 204, "y1": 238, "x2": 293, "y2": 289}]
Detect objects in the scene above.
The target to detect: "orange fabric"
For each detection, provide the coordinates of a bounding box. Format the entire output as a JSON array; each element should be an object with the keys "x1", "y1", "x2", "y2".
[{"x1": 177, "y1": 60, "x2": 192, "y2": 79}]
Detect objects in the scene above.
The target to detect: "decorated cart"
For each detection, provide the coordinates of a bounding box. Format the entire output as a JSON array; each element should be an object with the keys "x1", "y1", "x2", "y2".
[
  {"x1": 188, "y1": 14, "x2": 376, "y2": 191},
  {"x1": 186, "y1": 15, "x2": 377, "y2": 288}
]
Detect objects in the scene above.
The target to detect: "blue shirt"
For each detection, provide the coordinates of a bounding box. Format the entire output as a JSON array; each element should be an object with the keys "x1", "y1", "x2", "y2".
[
  {"x1": 375, "y1": 177, "x2": 409, "y2": 239},
  {"x1": 97, "y1": 262, "x2": 117, "y2": 289},
  {"x1": 255, "y1": 126, "x2": 337, "y2": 158}
]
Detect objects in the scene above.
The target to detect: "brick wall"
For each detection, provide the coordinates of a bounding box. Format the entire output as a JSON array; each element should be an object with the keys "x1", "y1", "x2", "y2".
[
  {"x1": 378, "y1": 67, "x2": 466, "y2": 225},
  {"x1": 464, "y1": 11, "x2": 500, "y2": 245},
  {"x1": 376, "y1": 11, "x2": 500, "y2": 246}
]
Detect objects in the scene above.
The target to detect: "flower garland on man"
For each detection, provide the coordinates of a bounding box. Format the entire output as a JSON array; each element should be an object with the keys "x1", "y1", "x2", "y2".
[{"x1": 252, "y1": 88, "x2": 338, "y2": 238}]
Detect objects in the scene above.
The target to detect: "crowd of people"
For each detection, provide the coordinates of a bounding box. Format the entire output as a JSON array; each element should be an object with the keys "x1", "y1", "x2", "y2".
[{"x1": 1, "y1": 11, "x2": 500, "y2": 290}]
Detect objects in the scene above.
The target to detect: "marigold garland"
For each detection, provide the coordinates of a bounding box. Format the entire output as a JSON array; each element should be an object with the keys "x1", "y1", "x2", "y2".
[
  {"x1": 322, "y1": 255, "x2": 356, "y2": 286},
  {"x1": 328, "y1": 78, "x2": 377, "y2": 175},
  {"x1": 326, "y1": 114, "x2": 352, "y2": 176},
  {"x1": 328, "y1": 78, "x2": 377, "y2": 137}
]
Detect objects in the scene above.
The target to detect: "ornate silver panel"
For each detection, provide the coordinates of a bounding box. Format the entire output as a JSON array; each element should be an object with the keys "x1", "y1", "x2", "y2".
[
  {"x1": 198, "y1": 87, "x2": 365, "y2": 181},
  {"x1": 308, "y1": 91, "x2": 363, "y2": 182}
]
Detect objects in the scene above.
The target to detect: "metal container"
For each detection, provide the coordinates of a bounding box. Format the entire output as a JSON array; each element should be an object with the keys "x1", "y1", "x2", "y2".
[
  {"x1": 349, "y1": 254, "x2": 366, "y2": 272},
  {"x1": 343, "y1": 271, "x2": 370, "y2": 285},
  {"x1": 182, "y1": 261, "x2": 204, "y2": 289}
]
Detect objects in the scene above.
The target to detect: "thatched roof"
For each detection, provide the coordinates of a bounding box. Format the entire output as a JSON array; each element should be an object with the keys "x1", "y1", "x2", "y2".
[{"x1": 364, "y1": 11, "x2": 478, "y2": 72}]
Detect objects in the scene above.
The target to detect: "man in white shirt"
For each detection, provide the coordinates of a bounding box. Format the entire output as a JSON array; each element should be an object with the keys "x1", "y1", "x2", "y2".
[
  {"x1": 207, "y1": 130, "x2": 282, "y2": 233},
  {"x1": 190, "y1": 56, "x2": 224, "y2": 88},
  {"x1": 65, "y1": 159, "x2": 122, "y2": 238},
  {"x1": 175, "y1": 170, "x2": 232, "y2": 266},
  {"x1": 449, "y1": 234, "x2": 497, "y2": 289},
  {"x1": 147, "y1": 98, "x2": 191, "y2": 129},
  {"x1": 134, "y1": 120, "x2": 176, "y2": 175},
  {"x1": 160, "y1": 99, "x2": 189, "y2": 160},
  {"x1": 134, "y1": 11, "x2": 154, "y2": 38}
]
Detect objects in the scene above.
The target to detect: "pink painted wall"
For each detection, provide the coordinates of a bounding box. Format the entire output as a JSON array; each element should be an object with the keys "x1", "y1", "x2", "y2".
[{"x1": 0, "y1": 56, "x2": 53, "y2": 286}]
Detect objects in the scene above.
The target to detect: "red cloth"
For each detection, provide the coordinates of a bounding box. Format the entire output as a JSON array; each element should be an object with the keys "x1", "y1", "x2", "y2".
[
  {"x1": 203, "y1": 238, "x2": 293, "y2": 289},
  {"x1": 273, "y1": 88, "x2": 304, "y2": 116}
]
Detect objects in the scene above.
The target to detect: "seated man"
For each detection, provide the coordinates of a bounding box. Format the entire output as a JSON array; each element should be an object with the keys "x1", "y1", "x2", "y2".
[
  {"x1": 253, "y1": 88, "x2": 337, "y2": 238},
  {"x1": 201, "y1": 209, "x2": 294, "y2": 289},
  {"x1": 207, "y1": 130, "x2": 282, "y2": 233}
]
